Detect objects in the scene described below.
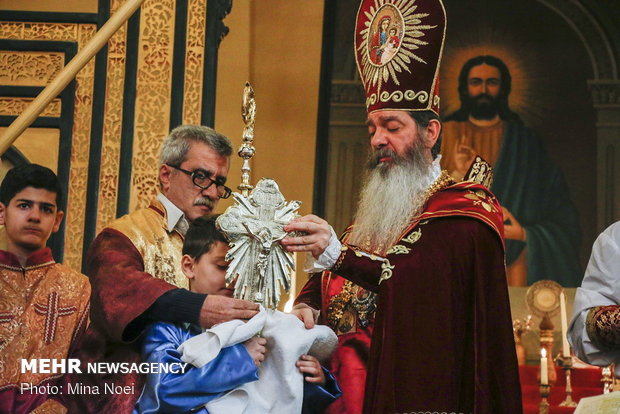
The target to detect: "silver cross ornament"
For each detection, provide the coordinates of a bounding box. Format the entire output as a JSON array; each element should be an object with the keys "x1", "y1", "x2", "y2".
[
  {"x1": 215, "y1": 82, "x2": 301, "y2": 309},
  {"x1": 217, "y1": 179, "x2": 301, "y2": 308}
]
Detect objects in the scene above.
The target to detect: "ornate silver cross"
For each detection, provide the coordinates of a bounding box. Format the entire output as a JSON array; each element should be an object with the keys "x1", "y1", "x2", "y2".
[
  {"x1": 215, "y1": 83, "x2": 300, "y2": 309},
  {"x1": 217, "y1": 179, "x2": 300, "y2": 308}
]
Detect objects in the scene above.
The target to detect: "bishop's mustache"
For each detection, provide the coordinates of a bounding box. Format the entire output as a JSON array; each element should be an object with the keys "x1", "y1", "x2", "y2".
[{"x1": 368, "y1": 148, "x2": 400, "y2": 169}]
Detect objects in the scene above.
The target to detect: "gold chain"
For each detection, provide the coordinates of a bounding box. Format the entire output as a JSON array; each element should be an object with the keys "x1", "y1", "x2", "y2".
[{"x1": 421, "y1": 170, "x2": 455, "y2": 204}]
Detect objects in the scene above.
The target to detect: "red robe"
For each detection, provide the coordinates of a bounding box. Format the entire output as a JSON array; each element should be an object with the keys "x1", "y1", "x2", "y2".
[
  {"x1": 67, "y1": 200, "x2": 183, "y2": 413},
  {"x1": 312, "y1": 182, "x2": 522, "y2": 414},
  {"x1": 296, "y1": 235, "x2": 374, "y2": 414},
  {"x1": 0, "y1": 248, "x2": 90, "y2": 414}
]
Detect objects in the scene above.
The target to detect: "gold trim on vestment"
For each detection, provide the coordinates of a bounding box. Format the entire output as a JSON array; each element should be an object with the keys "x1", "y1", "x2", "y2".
[
  {"x1": 0, "y1": 263, "x2": 90, "y2": 386},
  {"x1": 587, "y1": 306, "x2": 620, "y2": 349},
  {"x1": 0, "y1": 261, "x2": 55, "y2": 272},
  {"x1": 108, "y1": 200, "x2": 187, "y2": 289}
]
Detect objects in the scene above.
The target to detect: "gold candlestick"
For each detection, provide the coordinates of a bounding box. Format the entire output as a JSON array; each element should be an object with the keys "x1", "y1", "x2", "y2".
[
  {"x1": 513, "y1": 315, "x2": 532, "y2": 365},
  {"x1": 539, "y1": 315, "x2": 557, "y2": 385},
  {"x1": 539, "y1": 384, "x2": 550, "y2": 414},
  {"x1": 557, "y1": 354, "x2": 577, "y2": 407},
  {"x1": 238, "y1": 82, "x2": 256, "y2": 197}
]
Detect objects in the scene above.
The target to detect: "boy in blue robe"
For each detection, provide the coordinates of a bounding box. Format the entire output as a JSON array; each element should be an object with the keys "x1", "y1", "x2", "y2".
[{"x1": 134, "y1": 215, "x2": 341, "y2": 413}]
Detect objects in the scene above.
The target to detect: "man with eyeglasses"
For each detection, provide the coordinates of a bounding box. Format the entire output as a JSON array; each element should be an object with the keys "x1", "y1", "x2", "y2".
[{"x1": 69, "y1": 125, "x2": 260, "y2": 413}]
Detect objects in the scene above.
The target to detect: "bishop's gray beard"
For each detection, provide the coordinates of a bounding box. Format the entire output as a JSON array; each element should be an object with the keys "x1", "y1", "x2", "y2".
[{"x1": 347, "y1": 143, "x2": 439, "y2": 255}]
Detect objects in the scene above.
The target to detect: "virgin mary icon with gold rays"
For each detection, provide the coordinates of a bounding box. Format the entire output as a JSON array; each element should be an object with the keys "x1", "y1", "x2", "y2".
[
  {"x1": 368, "y1": 6, "x2": 403, "y2": 66},
  {"x1": 355, "y1": 0, "x2": 446, "y2": 114}
]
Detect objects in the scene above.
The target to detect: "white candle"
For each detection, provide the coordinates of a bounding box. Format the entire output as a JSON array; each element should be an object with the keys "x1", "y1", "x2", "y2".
[
  {"x1": 540, "y1": 348, "x2": 548, "y2": 385},
  {"x1": 560, "y1": 291, "x2": 570, "y2": 357}
]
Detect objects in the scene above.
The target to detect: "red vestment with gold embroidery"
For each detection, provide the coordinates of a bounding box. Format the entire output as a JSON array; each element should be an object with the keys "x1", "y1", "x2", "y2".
[
  {"x1": 0, "y1": 248, "x2": 90, "y2": 414},
  {"x1": 300, "y1": 182, "x2": 522, "y2": 414},
  {"x1": 297, "y1": 227, "x2": 375, "y2": 414},
  {"x1": 66, "y1": 199, "x2": 182, "y2": 414}
]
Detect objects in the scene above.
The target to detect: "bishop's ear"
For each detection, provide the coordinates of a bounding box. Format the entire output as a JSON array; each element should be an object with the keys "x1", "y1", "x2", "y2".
[{"x1": 423, "y1": 119, "x2": 442, "y2": 150}]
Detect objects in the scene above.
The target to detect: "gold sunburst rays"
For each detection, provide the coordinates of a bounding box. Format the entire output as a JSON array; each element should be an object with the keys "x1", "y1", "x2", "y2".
[{"x1": 359, "y1": 0, "x2": 438, "y2": 94}]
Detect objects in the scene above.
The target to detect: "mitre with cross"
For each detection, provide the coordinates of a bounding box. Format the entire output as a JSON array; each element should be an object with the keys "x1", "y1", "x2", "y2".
[{"x1": 216, "y1": 83, "x2": 301, "y2": 309}]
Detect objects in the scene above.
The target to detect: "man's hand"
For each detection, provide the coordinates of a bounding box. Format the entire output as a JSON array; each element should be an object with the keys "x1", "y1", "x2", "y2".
[
  {"x1": 290, "y1": 303, "x2": 317, "y2": 329},
  {"x1": 503, "y1": 207, "x2": 526, "y2": 241},
  {"x1": 296, "y1": 354, "x2": 326, "y2": 385},
  {"x1": 453, "y1": 144, "x2": 477, "y2": 180},
  {"x1": 281, "y1": 215, "x2": 332, "y2": 259},
  {"x1": 244, "y1": 336, "x2": 267, "y2": 367},
  {"x1": 199, "y1": 295, "x2": 259, "y2": 328}
]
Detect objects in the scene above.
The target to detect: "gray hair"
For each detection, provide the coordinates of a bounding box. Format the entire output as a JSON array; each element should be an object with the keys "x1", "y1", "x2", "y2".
[
  {"x1": 159, "y1": 125, "x2": 233, "y2": 167},
  {"x1": 407, "y1": 111, "x2": 442, "y2": 160}
]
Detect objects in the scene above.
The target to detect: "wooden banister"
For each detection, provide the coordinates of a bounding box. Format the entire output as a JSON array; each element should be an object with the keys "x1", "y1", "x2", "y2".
[{"x1": 0, "y1": 0, "x2": 146, "y2": 155}]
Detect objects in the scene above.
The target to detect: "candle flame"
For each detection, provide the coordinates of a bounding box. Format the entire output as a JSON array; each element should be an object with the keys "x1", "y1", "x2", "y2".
[{"x1": 541, "y1": 348, "x2": 547, "y2": 358}]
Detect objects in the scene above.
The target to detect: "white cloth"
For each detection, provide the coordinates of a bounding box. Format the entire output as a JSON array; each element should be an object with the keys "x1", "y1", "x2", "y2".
[
  {"x1": 178, "y1": 311, "x2": 267, "y2": 367},
  {"x1": 178, "y1": 307, "x2": 338, "y2": 414},
  {"x1": 568, "y1": 221, "x2": 620, "y2": 376}
]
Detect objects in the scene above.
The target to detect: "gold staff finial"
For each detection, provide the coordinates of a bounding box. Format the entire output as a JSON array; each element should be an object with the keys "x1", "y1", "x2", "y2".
[{"x1": 238, "y1": 82, "x2": 256, "y2": 197}]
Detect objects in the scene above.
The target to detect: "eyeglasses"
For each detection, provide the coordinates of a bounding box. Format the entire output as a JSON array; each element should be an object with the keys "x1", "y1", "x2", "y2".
[{"x1": 166, "y1": 164, "x2": 232, "y2": 199}]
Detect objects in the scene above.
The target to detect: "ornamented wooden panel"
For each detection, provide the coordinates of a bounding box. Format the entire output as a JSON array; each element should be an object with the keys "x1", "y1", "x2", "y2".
[
  {"x1": 2, "y1": 1, "x2": 230, "y2": 270},
  {"x1": 0, "y1": 22, "x2": 80, "y2": 40},
  {"x1": 0, "y1": 21, "x2": 96, "y2": 270},
  {"x1": 0, "y1": 51, "x2": 64, "y2": 86},
  {"x1": 95, "y1": 0, "x2": 129, "y2": 232},
  {"x1": 183, "y1": 0, "x2": 207, "y2": 124},
  {"x1": 129, "y1": 0, "x2": 176, "y2": 212},
  {"x1": 96, "y1": 0, "x2": 211, "y2": 231},
  {"x1": 0, "y1": 97, "x2": 61, "y2": 117}
]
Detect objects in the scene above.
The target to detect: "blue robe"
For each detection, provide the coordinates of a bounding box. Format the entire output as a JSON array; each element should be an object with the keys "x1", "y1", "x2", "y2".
[
  {"x1": 493, "y1": 122, "x2": 582, "y2": 286},
  {"x1": 134, "y1": 322, "x2": 341, "y2": 413}
]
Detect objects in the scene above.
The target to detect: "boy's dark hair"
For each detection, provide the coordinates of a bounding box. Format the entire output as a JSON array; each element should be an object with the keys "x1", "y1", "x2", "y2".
[
  {"x1": 182, "y1": 215, "x2": 228, "y2": 259},
  {"x1": 0, "y1": 164, "x2": 63, "y2": 206}
]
